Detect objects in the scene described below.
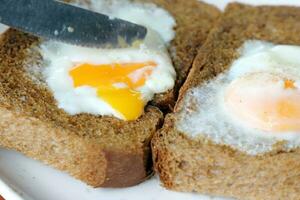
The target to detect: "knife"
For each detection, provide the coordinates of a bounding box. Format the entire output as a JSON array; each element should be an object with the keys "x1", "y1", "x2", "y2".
[{"x1": 0, "y1": 0, "x2": 147, "y2": 48}]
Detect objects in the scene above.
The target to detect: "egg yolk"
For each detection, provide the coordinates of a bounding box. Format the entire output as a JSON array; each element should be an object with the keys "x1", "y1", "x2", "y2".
[
  {"x1": 224, "y1": 72, "x2": 300, "y2": 132},
  {"x1": 69, "y1": 62, "x2": 157, "y2": 120}
]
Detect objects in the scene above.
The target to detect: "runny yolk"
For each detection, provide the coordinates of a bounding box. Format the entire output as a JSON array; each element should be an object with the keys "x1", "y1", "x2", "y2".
[
  {"x1": 69, "y1": 61, "x2": 157, "y2": 120},
  {"x1": 224, "y1": 72, "x2": 300, "y2": 132},
  {"x1": 284, "y1": 79, "x2": 296, "y2": 89}
]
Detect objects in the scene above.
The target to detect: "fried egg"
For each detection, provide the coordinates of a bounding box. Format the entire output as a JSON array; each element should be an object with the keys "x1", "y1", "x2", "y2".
[
  {"x1": 39, "y1": 0, "x2": 176, "y2": 120},
  {"x1": 178, "y1": 40, "x2": 300, "y2": 155},
  {"x1": 225, "y1": 72, "x2": 300, "y2": 133}
]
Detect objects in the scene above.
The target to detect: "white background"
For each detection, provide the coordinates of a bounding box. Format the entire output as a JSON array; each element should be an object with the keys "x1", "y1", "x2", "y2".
[{"x1": 1, "y1": 1, "x2": 300, "y2": 199}]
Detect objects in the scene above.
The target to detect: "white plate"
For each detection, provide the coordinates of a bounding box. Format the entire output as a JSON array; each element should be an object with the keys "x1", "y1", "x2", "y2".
[
  {"x1": 1, "y1": 0, "x2": 300, "y2": 199},
  {"x1": 0, "y1": 149, "x2": 229, "y2": 200}
]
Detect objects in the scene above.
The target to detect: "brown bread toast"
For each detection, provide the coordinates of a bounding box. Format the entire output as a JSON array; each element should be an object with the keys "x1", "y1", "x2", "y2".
[
  {"x1": 0, "y1": 0, "x2": 220, "y2": 187},
  {"x1": 152, "y1": 3, "x2": 300, "y2": 199},
  {"x1": 146, "y1": 0, "x2": 220, "y2": 110}
]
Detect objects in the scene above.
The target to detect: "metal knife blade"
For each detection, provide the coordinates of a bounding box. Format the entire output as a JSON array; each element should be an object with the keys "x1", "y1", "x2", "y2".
[{"x1": 0, "y1": 0, "x2": 147, "y2": 48}]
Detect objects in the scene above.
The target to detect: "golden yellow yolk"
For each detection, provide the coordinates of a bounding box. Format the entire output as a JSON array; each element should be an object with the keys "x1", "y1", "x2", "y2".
[
  {"x1": 224, "y1": 72, "x2": 300, "y2": 132},
  {"x1": 284, "y1": 79, "x2": 296, "y2": 89},
  {"x1": 69, "y1": 62, "x2": 157, "y2": 120}
]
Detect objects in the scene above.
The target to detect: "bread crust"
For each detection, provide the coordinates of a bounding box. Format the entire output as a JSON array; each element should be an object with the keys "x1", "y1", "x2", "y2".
[
  {"x1": 153, "y1": 116, "x2": 300, "y2": 200},
  {"x1": 0, "y1": 29, "x2": 162, "y2": 187},
  {"x1": 153, "y1": 3, "x2": 300, "y2": 199},
  {"x1": 0, "y1": 0, "x2": 219, "y2": 188},
  {"x1": 148, "y1": 0, "x2": 220, "y2": 110},
  {"x1": 0, "y1": 98, "x2": 161, "y2": 187}
]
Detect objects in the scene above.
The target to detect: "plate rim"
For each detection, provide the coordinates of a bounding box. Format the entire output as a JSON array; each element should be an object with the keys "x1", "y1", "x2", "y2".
[{"x1": 0, "y1": 179, "x2": 24, "y2": 200}]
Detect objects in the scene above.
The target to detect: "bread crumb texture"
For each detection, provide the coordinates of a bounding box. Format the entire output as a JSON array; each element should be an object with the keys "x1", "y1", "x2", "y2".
[
  {"x1": 143, "y1": 0, "x2": 220, "y2": 109},
  {"x1": 153, "y1": 3, "x2": 300, "y2": 200},
  {"x1": 0, "y1": 26, "x2": 162, "y2": 188}
]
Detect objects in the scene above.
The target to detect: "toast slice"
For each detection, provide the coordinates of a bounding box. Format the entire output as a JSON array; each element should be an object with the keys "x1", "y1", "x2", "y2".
[
  {"x1": 0, "y1": 0, "x2": 219, "y2": 187},
  {"x1": 152, "y1": 3, "x2": 300, "y2": 199},
  {"x1": 146, "y1": 0, "x2": 220, "y2": 110}
]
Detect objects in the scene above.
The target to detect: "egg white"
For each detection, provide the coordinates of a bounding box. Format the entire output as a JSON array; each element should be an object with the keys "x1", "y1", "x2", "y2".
[
  {"x1": 177, "y1": 40, "x2": 300, "y2": 155},
  {"x1": 38, "y1": 0, "x2": 176, "y2": 120}
]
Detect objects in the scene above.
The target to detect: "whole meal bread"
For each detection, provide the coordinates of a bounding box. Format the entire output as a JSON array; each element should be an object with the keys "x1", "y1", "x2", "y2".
[
  {"x1": 0, "y1": 0, "x2": 220, "y2": 187},
  {"x1": 152, "y1": 3, "x2": 300, "y2": 199},
  {"x1": 146, "y1": 0, "x2": 220, "y2": 110}
]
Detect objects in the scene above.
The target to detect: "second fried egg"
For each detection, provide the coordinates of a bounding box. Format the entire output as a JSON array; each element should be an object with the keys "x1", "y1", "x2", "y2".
[{"x1": 178, "y1": 40, "x2": 300, "y2": 155}]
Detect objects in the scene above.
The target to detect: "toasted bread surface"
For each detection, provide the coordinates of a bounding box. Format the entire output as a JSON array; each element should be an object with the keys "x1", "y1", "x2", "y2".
[
  {"x1": 147, "y1": 0, "x2": 220, "y2": 110},
  {"x1": 153, "y1": 3, "x2": 300, "y2": 199},
  {"x1": 0, "y1": 29, "x2": 162, "y2": 187},
  {"x1": 0, "y1": 0, "x2": 219, "y2": 187}
]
